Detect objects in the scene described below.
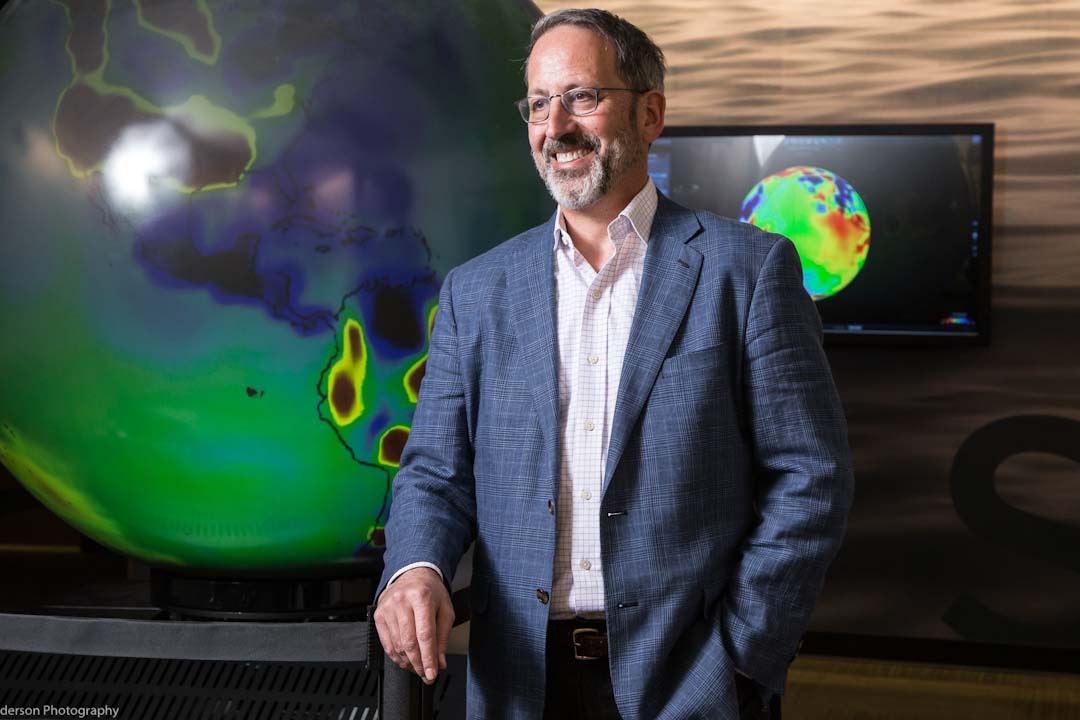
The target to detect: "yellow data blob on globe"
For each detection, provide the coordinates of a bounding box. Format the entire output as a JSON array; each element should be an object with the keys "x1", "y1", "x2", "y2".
[{"x1": 739, "y1": 166, "x2": 870, "y2": 299}]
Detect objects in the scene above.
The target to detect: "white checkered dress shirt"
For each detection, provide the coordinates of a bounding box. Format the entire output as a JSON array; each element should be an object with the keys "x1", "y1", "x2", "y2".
[
  {"x1": 383, "y1": 180, "x2": 658, "y2": 621},
  {"x1": 550, "y1": 179, "x2": 656, "y2": 619}
]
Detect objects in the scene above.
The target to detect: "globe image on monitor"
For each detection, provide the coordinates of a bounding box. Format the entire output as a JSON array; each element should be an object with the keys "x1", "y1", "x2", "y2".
[
  {"x1": 739, "y1": 165, "x2": 870, "y2": 300},
  {"x1": 0, "y1": 0, "x2": 547, "y2": 574}
]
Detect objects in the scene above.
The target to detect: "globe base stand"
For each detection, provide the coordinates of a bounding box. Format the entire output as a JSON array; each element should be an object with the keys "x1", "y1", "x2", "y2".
[
  {"x1": 150, "y1": 569, "x2": 378, "y2": 621},
  {"x1": 0, "y1": 545, "x2": 472, "y2": 719}
]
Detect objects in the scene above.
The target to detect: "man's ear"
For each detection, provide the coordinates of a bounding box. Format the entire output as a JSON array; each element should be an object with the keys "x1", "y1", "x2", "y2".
[{"x1": 640, "y1": 90, "x2": 666, "y2": 144}]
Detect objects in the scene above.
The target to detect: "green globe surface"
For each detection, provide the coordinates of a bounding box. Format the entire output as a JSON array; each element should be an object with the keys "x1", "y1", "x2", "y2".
[
  {"x1": 739, "y1": 165, "x2": 870, "y2": 300},
  {"x1": 0, "y1": 0, "x2": 548, "y2": 573}
]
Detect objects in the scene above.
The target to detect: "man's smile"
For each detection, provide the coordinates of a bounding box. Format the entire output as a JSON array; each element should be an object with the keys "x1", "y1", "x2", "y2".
[
  {"x1": 553, "y1": 148, "x2": 592, "y2": 164},
  {"x1": 547, "y1": 144, "x2": 596, "y2": 172},
  {"x1": 552, "y1": 148, "x2": 596, "y2": 171}
]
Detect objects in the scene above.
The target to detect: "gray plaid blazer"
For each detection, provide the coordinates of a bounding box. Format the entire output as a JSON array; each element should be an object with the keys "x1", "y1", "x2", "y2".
[{"x1": 378, "y1": 192, "x2": 854, "y2": 719}]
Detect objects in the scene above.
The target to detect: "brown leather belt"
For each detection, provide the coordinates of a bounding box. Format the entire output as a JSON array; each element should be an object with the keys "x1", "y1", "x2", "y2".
[{"x1": 548, "y1": 618, "x2": 608, "y2": 660}]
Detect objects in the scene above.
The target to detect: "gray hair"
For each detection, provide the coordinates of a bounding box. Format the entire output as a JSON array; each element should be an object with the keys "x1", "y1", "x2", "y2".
[{"x1": 525, "y1": 8, "x2": 666, "y2": 93}]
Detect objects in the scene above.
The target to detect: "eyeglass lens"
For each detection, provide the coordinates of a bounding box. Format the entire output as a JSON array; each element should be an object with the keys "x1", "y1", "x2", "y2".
[{"x1": 521, "y1": 88, "x2": 598, "y2": 122}]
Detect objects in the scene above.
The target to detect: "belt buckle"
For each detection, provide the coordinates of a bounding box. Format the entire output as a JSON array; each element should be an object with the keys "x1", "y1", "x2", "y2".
[{"x1": 572, "y1": 627, "x2": 602, "y2": 660}]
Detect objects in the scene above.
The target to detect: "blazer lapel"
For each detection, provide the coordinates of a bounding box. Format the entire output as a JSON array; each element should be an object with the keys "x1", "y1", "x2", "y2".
[
  {"x1": 604, "y1": 196, "x2": 703, "y2": 490},
  {"x1": 507, "y1": 215, "x2": 561, "y2": 483}
]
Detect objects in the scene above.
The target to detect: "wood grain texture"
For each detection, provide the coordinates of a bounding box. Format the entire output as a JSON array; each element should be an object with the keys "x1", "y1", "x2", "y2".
[{"x1": 787, "y1": 655, "x2": 1080, "y2": 719}]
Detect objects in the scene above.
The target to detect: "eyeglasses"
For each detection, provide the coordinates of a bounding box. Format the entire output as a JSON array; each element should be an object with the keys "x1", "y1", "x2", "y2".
[{"x1": 515, "y1": 86, "x2": 646, "y2": 124}]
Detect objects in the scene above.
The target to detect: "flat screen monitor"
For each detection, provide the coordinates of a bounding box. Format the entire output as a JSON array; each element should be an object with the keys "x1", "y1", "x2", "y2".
[{"x1": 648, "y1": 124, "x2": 994, "y2": 345}]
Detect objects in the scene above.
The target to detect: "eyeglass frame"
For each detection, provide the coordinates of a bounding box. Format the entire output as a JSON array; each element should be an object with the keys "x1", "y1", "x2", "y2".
[{"x1": 515, "y1": 86, "x2": 648, "y2": 124}]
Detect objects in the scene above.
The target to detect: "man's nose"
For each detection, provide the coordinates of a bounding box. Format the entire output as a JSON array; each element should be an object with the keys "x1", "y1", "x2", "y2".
[{"x1": 545, "y1": 98, "x2": 577, "y2": 139}]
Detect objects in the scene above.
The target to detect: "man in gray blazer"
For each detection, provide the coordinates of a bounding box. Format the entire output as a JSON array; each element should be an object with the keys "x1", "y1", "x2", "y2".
[{"x1": 374, "y1": 8, "x2": 854, "y2": 719}]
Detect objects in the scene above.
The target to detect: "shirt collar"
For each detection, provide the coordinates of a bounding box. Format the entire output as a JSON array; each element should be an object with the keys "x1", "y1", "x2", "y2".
[{"x1": 552, "y1": 177, "x2": 658, "y2": 252}]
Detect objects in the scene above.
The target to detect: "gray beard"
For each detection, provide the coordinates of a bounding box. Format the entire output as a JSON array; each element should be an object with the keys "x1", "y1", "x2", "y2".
[
  {"x1": 539, "y1": 145, "x2": 608, "y2": 210},
  {"x1": 535, "y1": 124, "x2": 643, "y2": 212}
]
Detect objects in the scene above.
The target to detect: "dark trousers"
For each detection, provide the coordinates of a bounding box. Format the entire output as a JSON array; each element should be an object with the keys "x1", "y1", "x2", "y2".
[
  {"x1": 735, "y1": 673, "x2": 783, "y2": 720},
  {"x1": 543, "y1": 618, "x2": 621, "y2": 719},
  {"x1": 542, "y1": 620, "x2": 781, "y2": 720}
]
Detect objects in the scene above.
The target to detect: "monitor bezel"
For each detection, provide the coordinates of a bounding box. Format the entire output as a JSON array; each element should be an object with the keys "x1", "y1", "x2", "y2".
[{"x1": 656, "y1": 123, "x2": 995, "y2": 347}]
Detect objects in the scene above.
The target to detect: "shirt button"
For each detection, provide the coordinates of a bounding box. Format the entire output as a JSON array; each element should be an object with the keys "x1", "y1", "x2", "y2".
[
  {"x1": 580, "y1": 559, "x2": 592, "y2": 571},
  {"x1": 536, "y1": 589, "x2": 550, "y2": 604},
  {"x1": 587, "y1": 355, "x2": 599, "y2": 365},
  {"x1": 585, "y1": 421, "x2": 595, "y2": 431},
  {"x1": 580, "y1": 490, "x2": 591, "y2": 501},
  {"x1": 592, "y1": 290, "x2": 601, "y2": 301},
  {"x1": 548, "y1": 499, "x2": 555, "y2": 514}
]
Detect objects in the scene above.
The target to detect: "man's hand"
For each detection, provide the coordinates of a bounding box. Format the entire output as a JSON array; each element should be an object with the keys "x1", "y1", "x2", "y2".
[{"x1": 373, "y1": 567, "x2": 455, "y2": 684}]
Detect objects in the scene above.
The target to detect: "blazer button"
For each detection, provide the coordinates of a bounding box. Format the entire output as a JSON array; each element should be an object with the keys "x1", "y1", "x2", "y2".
[
  {"x1": 547, "y1": 499, "x2": 555, "y2": 514},
  {"x1": 536, "y1": 589, "x2": 549, "y2": 604}
]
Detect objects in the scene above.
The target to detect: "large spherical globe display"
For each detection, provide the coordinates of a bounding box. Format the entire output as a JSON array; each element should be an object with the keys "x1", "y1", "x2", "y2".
[
  {"x1": 739, "y1": 165, "x2": 870, "y2": 300},
  {"x1": 0, "y1": 0, "x2": 547, "y2": 574}
]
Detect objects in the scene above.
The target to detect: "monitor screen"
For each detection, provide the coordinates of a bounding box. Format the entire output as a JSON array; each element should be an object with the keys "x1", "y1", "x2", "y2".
[{"x1": 649, "y1": 125, "x2": 994, "y2": 344}]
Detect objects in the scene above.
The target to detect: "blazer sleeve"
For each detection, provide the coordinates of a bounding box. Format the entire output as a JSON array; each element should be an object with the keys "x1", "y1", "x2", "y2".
[
  {"x1": 375, "y1": 267, "x2": 477, "y2": 602},
  {"x1": 721, "y1": 236, "x2": 855, "y2": 693}
]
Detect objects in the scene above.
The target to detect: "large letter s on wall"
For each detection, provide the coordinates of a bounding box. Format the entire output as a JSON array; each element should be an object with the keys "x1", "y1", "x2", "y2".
[{"x1": 946, "y1": 415, "x2": 1080, "y2": 644}]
